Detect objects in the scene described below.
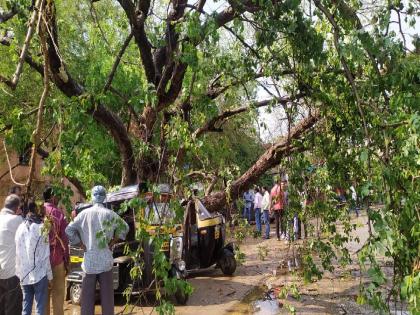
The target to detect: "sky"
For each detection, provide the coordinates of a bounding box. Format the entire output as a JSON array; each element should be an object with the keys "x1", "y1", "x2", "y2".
[{"x1": 188, "y1": 0, "x2": 418, "y2": 142}]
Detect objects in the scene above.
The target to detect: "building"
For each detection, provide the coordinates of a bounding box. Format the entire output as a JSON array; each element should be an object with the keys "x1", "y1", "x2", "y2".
[{"x1": 0, "y1": 141, "x2": 84, "y2": 207}]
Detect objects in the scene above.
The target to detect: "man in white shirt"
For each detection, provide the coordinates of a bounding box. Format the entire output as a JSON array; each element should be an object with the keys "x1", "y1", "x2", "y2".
[
  {"x1": 261, "y1": 187, "x2": 271, "y2": 239},
  {"x1": 15, "y1": 201, "x2": 52, "y2": 315},
  {"x1": 254, "y1": 187, "x2": 263, "y2": 234},
  {"x1": 0, "y1": 194, "x2": 23, "y2": 315}
]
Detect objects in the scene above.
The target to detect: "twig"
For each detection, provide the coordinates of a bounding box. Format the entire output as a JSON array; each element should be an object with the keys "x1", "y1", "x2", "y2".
[
  {"x1": 395, "y1": 9, "x2": 407, "y2": 48},
  {"x1": 26, "y1": 0, "x2": 49, "y2": 193},
  {"x1": 9, "y1": 0, "x2": 42, "y2": 88},
  {"x1": 2, "y1": 141, "x2": 26, "y2": 186},
  {"x1": 103, "y1": 31, "x2": 134, "y2": 92}
]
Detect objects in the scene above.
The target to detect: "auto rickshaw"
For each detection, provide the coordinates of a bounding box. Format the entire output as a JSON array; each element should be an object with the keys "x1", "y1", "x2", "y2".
[
  {"x1": 66, "y1": 184, "x2": 188, "y2": 305},
  {"x1": 183, "y1": 198, "x2": 236, "y2": 275}
]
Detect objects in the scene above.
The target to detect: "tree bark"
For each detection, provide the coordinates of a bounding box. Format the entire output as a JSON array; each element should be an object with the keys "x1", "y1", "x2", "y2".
[{"x1": 203, "y1": 110, "x2": 320, "y2": 212}]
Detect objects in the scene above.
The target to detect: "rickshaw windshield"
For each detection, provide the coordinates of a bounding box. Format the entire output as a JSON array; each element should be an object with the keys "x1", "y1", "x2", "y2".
[
  {"x1": 145, "y1": 202, "x2": 176, "y2": 225},
  {"x1": 195, "y1": 200, "x2": 213, "y2": 221}
]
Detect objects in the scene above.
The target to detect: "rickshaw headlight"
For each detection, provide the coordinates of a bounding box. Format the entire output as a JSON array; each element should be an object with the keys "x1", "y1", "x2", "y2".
[{"x1": 170, "y1": 236, "x2": 183, "y2": 262}]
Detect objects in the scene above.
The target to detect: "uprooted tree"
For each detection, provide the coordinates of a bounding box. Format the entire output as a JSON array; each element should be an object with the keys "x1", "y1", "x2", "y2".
[{"x1": 1, "y1": 0, "x2": 419, "y2": 313}]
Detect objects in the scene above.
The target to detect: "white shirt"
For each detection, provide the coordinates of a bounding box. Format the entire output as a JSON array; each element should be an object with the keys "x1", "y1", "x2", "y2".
[
  {"x1": 15, "y1": 220, "x2": 52, "y2": 285},
  {"x1": 254, "y1": 192, "x2": 263, "y2": 209},
  {"x1": 0, "y1": 208, "x2": 23, "y2": 279},
  {"x1": 66, "y1": 203, "x2": 129, "y2": 274},
  {"x1": 261, "y1": 191, "x2": 271, "y2": 211},
  {"x1": 350, "y1": 186, "x2": 357, "y2": 200}
]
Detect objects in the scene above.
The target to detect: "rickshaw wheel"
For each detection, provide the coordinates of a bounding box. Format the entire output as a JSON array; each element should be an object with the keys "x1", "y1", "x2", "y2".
[
  {"x1": 219, "y1": 250, "x2": 237, "y2": 275},
  {"x1": 69, "y1": 283, "x2": 82, "y2": 305}
]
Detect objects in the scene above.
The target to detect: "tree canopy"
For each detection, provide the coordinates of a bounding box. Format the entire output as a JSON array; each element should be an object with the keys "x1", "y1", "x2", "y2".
[{"x1": 0, "y1": 0, "x2": 419, "y2": 312}]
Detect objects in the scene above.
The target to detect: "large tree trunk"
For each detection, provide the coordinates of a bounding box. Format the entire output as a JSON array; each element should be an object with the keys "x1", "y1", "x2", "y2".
[{"x1": 203, "y1": 111, "x2": 320, "y2": 212}]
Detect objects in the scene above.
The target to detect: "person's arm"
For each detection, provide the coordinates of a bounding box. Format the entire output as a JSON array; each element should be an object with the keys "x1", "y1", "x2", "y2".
[
  {"x1": 65, "y1": 215, "x2": 82, "y2": 246},
  {"x1": 115, "y1": 214, "x2": 129, "y2": 240},
  {"x1": 14, "y1": 227, "x2": 22, "y2": 280},
  {"x1": 60, "y1": 215, "x2": 70, "y2": 271},
  {"x1": 42, "y1": 230, "x2": 53, "y2": 281},
  {"x1": 109, "y1": 213, "x2": 129, "y2": 249}
]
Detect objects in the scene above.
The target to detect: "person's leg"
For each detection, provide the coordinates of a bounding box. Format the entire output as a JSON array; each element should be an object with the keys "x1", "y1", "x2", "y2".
[
  {"x1": 22, "y1": 284, "x2": 35, "y2": 315},
  {"x1": 50, "y1": 262, "x2": 66, "y2": 315},
  {"x1": 280, "y1": 211, "x2": 287, "y2": 238},
  {"x1": 255, "y1": 208, "x2": 261, "y2": 233},
  {"x1": 98, "y1": 270, "x2": 114, "y2": 315},
  {"x1": 0, "y1": 276, "x2": 23, "y2": 315},
  {"x1": 278, "y1": 211, "x2": 284, "y2": 237},
  {"x1": 274, "y1": 211, "x2": 280, "y2": 239},
  {"x1": 81, "y1": 273, "x2": 97, "y2": 315},
  {"x1": 34, "y1": 276, "x2": 49, "y2": 315},
  {"x1": 293, "y1": 214, "x2": 299, "y2": 240},
  {"x1": 297, "y1": 215, "x2": 302, "y2": 239},
  {"x1": 0, "y1": 279, "x2": 5, "y2": 315},
  {"x1": 263, "y1": 210, "x2": 270, "y2": 238}
]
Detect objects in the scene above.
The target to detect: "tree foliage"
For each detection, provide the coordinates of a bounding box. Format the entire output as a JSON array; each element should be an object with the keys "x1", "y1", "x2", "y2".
[{"x1": 0, "y1": 0, "x2": 419, "y2": 313}]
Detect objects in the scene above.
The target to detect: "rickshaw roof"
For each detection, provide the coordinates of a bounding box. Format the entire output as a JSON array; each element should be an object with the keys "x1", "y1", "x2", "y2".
[
  {"x1": 106, "y1": 183, "x2": 172, "y2": 204},
  {"x1": 106, "y1": 184, "x2": 140, "y2": 203}
]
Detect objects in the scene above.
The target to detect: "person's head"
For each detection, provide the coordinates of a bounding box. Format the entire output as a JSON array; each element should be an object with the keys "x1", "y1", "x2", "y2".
[
  {"x1": 4, "y1": 194, "x2": 20, "y2": 213},
  {"x1": 255, "y1": 187, "x2": 260, "y2": 193},
  {"x1": 91, "y1": 185, "x2": 107, "y2": 204},
  {"x1": 27, "y1": 200, "x2": 43, "y2": 216},
  {"x1": 8, "y1": 186, "x2": 22, "y2": 196},
  {"x1": 281, "y1": 180, "x2": 287, "y2": 190},
  {"x1": 43, "y1": 186, "x2": 59, "y2": 205},
  {"x1": 262, "y1": 186, "x2": 267, "y2": 193}
]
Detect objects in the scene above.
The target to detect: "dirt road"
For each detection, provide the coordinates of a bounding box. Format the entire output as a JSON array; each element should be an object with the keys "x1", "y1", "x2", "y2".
[{"x1": 64, "y1": 213, "x2": 374, "y2": 314}]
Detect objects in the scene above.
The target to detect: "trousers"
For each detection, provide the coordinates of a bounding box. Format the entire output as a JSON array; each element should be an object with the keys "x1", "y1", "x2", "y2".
[
  {"x1": 273, "y1": 210, "x2": 285, "y2": 239},
  {"x1": 263, "y1": 210, "x2": 270, "y2": 238},
  {"x1": 22, "y1": 275, "x2": 49, "y2": 315},
  {"x1": 0, "y1": 275, "x2": 22, "y2": 315},
  {"x1": 45, "y1": 262, "x2": 66, "y2": 315},
  {"x1": 254, "y1": 208, "x2": 262, "y2": 233},
  {"x1": 81, "y1": 269, "x2": 114, "y2": 315}
]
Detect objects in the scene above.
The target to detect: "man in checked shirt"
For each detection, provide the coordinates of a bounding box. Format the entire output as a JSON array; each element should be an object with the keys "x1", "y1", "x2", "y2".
[{"x1": 66, "y1": 185, "x2": 128, "y2": 315}]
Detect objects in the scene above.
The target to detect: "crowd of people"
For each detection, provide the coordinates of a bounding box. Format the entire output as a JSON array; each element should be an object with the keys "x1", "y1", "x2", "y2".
[
  {"x1": 242, "y1": 178, "x2": 296, "y2": 242},
  {"x1": 0, "y1": 185, "x2": 128, "y2": 315},
  {"x1": 242, "y1": 177, "x2": 360, "y2": 242}
]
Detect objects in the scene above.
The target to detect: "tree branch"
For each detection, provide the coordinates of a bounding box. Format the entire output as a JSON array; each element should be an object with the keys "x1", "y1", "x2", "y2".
[
  {"x1": 103, "y1": 31, "x2": 134, "y2": 92},
  {"x1": 0, "y1": 6, "x2": 18, "y2": 23},
  {"x1": 0, "y1": 0, "x2": 42, "y2": 89},
  {"x1": 193, "y1": 95, "x2": 303, "y2": 138},
  {"x1": 117, "y1": 0, "x2": 156, "y2": 84},
  {"x1": 203, "y1": 109, "x2": 320, "y2": 212}
]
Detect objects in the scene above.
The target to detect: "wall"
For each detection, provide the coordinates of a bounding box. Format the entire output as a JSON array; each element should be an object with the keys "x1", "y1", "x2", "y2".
[{"x1": 0, "y1": 144, "x2": 84, "y2": 208}]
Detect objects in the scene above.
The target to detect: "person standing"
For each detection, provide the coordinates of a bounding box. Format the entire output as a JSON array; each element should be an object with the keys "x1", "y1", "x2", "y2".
[
  {"x1": 8, "y1": 186, "x2": 25, "y2": 216},
  {"x1": 253, "y1": 187, "x2": 263, "y2": 234},
  {"x1": 261, "y1": 186, "x2": 271, "y2": 239},
  {"x1": 15, "y1": 201, "x2": 52, "y2": 315},
  {"x1": 350, "y1": 184, "x2": 360, "y2": 217},
  {"x1": 0, "y1": 194, "x2": 23, "y2": 315},
  {"x1": 270, "y1": 178, "x2": 285, "y2": 241},
  {"x1": 242, "y1": 189, "x2": 253, "y2": 223},
  {"x1": 66, "y1": 185, "x2": 129, "y2": 315},
  {"x1": 43, "y1": 187, "x2": 69, "y2": 315}
]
